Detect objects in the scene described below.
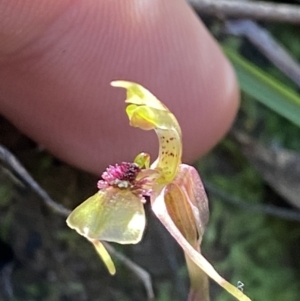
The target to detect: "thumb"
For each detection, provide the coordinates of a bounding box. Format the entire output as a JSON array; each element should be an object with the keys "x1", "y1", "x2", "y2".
[{"x1": 0, "y1": 0, "x2": 239, "y2": 175}]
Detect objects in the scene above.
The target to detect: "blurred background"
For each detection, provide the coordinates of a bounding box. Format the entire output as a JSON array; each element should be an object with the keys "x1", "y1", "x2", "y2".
[{"x1": 1, "y1": 0, "x2": 300, "y2": 300}]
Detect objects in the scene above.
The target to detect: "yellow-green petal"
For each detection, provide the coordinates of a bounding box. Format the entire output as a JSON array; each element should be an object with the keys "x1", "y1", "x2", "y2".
[
  {"x1": 111, "y1": 80, "x2": 167, "y2": 110},
  {"x1": 111, "y1": 80, "x2": 182, "y2": 184},
  {"x1": 66, "y1": 188, "x2": 146, "y2": 244},
  {"x1": 92, "y1": 240, "x2": 116, "y2": 275},
  {"x1": 134, "y1": 153, "x2": 151, "y2": 169}
]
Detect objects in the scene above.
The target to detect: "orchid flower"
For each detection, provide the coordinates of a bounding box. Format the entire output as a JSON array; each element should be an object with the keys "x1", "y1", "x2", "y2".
[{"x1": 66, "y1": 81, "x2": 252, "y2": 301}]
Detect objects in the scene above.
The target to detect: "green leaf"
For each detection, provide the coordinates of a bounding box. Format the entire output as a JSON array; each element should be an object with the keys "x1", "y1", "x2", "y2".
[{"x1": 224, "y1": 47, "x2": 300, "y2": 127}]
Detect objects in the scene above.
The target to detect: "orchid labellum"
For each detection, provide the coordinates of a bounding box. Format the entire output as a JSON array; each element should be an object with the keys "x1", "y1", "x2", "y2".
[{"x1": 67, "y1": 81, "x2": 252, "y2": 301}]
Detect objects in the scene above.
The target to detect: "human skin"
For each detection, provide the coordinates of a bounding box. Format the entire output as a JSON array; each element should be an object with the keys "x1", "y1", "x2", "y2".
[{"x1": 0, "y1": 0, "x2": 239, "y2": 175}]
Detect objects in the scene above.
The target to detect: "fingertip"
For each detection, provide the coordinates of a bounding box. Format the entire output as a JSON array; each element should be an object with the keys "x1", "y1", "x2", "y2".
[
  {"x1": 0, "y1": 0, "x2": 239, "y2": 174},
  {"x1": 0, "y1": 0, "x2": 73, "y2": 58}
]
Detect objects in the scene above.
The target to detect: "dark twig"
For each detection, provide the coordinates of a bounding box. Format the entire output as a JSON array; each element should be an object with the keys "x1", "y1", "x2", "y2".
[
  {"x1": 0, "y1": 144, "x2": 70, "y2": 216},
  {"x1": 225, "y1": 19, "x2": 300, "y2": 87},
  {"x1": 103, "y1": 242, "x2": 155, "y2": 300},
  {"x1": 0, "y1": 143, "x2": 154, "y2": 300},
  {"x1": 0, "y1": 263, "x2": 14, "y2": 299},
  {"x1": 188, "y1": 0, "x2": 300, "y2": 24},
  {"x1": 205, "y1": 182, "x2": 300, "y2": 222}
]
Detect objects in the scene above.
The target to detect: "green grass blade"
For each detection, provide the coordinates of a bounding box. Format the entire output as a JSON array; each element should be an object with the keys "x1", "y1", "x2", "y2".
[{"x1": 224, "y1": 47, "x2": 300, "y2": 127}]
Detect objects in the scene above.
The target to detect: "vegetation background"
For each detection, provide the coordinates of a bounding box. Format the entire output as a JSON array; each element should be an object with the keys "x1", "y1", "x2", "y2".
[{"x1": 1, "y1": 0, "x2": 300, "y2": 300}]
